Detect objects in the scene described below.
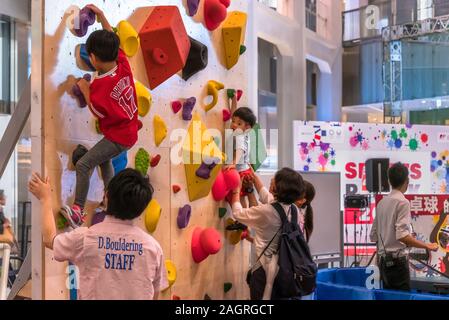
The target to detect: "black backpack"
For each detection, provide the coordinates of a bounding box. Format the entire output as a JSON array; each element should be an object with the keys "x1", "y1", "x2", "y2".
[{"x1": 271, "y1": 203, "x2": 317, "y2": 299}]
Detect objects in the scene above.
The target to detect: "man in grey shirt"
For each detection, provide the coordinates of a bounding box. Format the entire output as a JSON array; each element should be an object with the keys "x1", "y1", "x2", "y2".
[{"x1": 370, "y1": 163, "x2": 438, "y2": 291}]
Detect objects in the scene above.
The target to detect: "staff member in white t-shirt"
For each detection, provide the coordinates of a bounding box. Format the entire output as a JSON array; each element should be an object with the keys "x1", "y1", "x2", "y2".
[{"x1": 370, "y1": 162, "x2": 439, "y2": 291}]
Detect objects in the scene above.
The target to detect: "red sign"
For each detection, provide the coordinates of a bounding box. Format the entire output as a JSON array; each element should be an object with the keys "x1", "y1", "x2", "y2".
[{"x1": 375, "y1": 194, "x2": 449, "y2": 217}]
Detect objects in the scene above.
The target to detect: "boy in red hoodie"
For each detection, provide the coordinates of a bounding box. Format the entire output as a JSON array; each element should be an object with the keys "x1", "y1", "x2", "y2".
[{"x1": 61, "y1": 4, "x2": 139, "y2": 228}]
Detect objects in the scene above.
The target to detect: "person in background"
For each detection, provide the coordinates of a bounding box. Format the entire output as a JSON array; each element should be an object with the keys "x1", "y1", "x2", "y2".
[
  {"x1": 29, "y1": 169, "x2": 168, "y2": 300},
  {"x1": 230, "y1": 168, "x2": 306, "y2": 300},
  {"x1": 0, "y1": 190, "x2": 7, "y2": 235},
  {"x1": 370, "y1": 162, "x2": 439, "y2": 291},
  {"x1": 296, "y1": 181, "x2": 315, "y2": 243}
]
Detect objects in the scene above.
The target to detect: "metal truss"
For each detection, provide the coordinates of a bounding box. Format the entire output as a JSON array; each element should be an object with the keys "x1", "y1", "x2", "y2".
[
  {"x1": 382, "y1": 15, "x2": 449, "y2": 42},
  {"x1": 382, "y1": 15, "x2": 449, "y2": 123}
]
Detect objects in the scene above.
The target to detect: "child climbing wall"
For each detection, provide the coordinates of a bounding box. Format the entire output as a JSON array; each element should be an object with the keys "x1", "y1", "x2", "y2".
[{"x1": 35, "y1": 0, "x2": 250, "y2": 300}]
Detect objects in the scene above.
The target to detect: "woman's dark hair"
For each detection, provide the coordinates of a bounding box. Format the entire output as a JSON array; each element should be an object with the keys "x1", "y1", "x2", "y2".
[
  {"x1": 106, "y1": 169, "x2": 153, "y2": 220},
  {"x1": 86, "y1": 30, "x2": 120, "y2": 62},
  {"x1": 274, "y1": 168, "x2": 305, "y2": 204},
  {"x1": 302, "y1": 181, "x2": 316, "y2": 242}
]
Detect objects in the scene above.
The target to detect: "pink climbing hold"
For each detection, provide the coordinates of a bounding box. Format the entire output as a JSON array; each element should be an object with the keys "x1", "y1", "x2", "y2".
[
  {"x1": 72, "y1": 74, "x2": 92, "y2": 108},
  {"x1": 212, "y1": 169, "x2": 240, "y2": 201},
  {"x1": 191, "y1": 227, "x2": 222, "y2": 263},
  {"x1": 177, "y1": 205, "x2": 192, "y2": 229},
  {"x1": 223, "y1": 109, "x2": 231, "y2": 122},
  {"x1": 182, "y1": 97, "x2": 196, "y2": 121},
  {"x1": 172, "y1": 101, "x2": 182, "y2": 114},
  {"x1": 204, "y1": 0, "x2": 230, "y2": 31},
  {"x1": 223, "y1": 169, "x2": 241, "y2": 189}
]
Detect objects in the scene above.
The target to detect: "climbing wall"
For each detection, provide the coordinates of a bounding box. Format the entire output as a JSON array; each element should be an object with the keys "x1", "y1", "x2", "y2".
[{"x1": 37, "y1": 0, "x2": 249, "y2": 300}]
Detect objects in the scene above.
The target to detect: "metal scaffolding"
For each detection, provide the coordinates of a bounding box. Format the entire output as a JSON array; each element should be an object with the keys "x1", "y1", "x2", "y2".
[{"x1": 382, "y1": 15, "x2": 449, "y2": 123}]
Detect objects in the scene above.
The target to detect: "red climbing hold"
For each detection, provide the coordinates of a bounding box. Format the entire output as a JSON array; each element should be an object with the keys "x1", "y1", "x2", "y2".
[
  {"x1": 237, "y1": 90, "x2": 243, "y2": 101},
  {"x1": 150, "y1": 154, "x2": 161, "y2": 168},
  {"x1": 223, "y1": 109, "x2": 231, "y2": 122},
  {"x1": 173, "y1": 185, "x2": 181, "y2": 194},
  {"x1": 171, "y1": 101, "x2": 182, "y2": 114},
  {"x1": 139, "y1": 6, "x2": 191, "y2": 89},
  {"x1": 138, "y1": 120, "x2": 143, "y2": 131},
  {"x1": 172, "y1": 295, "x2": 181, "y2": 300}
]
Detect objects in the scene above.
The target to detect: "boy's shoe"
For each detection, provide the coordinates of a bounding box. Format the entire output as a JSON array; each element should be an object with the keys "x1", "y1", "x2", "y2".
[
  {"x1": 226, "y1": 221, "x2": 248, "y2": 232},
  {"x1": 60, "y1": 205, "x2": 85, "y2": 229}
]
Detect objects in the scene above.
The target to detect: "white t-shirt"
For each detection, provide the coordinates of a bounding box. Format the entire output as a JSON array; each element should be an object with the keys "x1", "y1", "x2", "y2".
[
  {"x1": 235, "y1": 132, "x2": 250, "y2": 172},
  {"x1": 231, "y1": 188, "x2": 301, "y2": 300}
]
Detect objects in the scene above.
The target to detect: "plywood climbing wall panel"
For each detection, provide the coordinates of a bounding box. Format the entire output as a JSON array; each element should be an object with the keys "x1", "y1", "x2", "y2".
[{"x1": 37, "y1": 0, "x2": 249, "y2": 300}]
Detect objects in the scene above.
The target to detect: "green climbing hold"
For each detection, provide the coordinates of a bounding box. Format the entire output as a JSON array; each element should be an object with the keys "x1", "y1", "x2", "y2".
[
  {"x1": 219, "y1": 207, "x2": 227, "y2": 218},
  {"x1": 57, "y1": 215, "x2": 68, "y2": 230},
  {"x1": 239, "y1": 45, "x2": 247, "y2": 55},
  {"x1": 250, "y1": 123, "x2": 268, "y2": 172},
  {"x1": 409, "y1": 138, "x2": 418, "y2": 151},
  {"x1": 135, "y1": 148, "x2": 150, "y2": 176},
  {"x1": 331, "y1": 159, "x2": 336, "y2": 166},
  {"x1": 224, "y1": 282, "x2": 232, "y2": 293},
  {"x1": 227, "y1": 89, "x2": 236, "y2": 99}
]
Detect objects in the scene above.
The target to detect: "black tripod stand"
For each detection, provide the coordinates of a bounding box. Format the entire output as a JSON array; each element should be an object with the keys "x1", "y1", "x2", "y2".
[{"x1": 345, "y1": 194, "x2": 370, "y2": 268}]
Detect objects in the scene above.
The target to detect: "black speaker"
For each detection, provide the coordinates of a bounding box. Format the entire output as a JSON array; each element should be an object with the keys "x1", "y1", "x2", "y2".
[
  {"x1": 344, "y1": 195, "x2": 370, "y2": 209},
  {"x1": 365, "y1": 158, "x2": 390, "y2": 193}
]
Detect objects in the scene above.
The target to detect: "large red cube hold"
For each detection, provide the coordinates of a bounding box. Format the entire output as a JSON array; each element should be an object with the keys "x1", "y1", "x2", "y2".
[{"x1": 139, "y1": 6, "x2": 191, "y2": 89}]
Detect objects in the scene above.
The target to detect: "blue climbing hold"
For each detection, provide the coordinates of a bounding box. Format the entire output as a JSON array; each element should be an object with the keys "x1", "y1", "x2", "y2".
[
  {"x1": 112, "y1": 151, "x2": 128, "y2": 175},
  {"x1": 80, "y1": 44, "x2": 96, "y2": 71}
]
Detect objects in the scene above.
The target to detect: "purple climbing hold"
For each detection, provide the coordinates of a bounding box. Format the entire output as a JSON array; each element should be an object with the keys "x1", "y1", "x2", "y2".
[
  {"x1": 73, "y1": 6, "x2": 96, "y2": 37},
  {"x1": 177, "y1": 205, "x2": 192, "y2": 229},
  {"x1": 187, "y1": 0, "x2": 200, "y2": 16},
  {"x1": 72, "y1": 74, "x2": 92, "y2": 108},
  {"x1": 182, "y1": 97, "x2": 196, "y2": 121},
  {"x1": 196, "y1": 160, "x2": 218, "y2": 179},
  {"x1": 91, "y1": 209, "x2": 107, "y2": 226}
]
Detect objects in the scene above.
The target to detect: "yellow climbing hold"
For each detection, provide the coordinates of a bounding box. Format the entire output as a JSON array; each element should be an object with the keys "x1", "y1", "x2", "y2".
[
  {"x1": 222, "y1": 11, "x2": 247, "y2": 70},
  {"x1": 154, "y1": 115, "x2": 168, "y2": 147},
  {"x1": 182, "y1": 112, "x2": 224, "y2": 201},
  {"x1": 116, "y1": 20, "x2": 140, "y2": 57},
  {"x1": 205, "y1": 80, "x2": 224, "y2": 112},
  {"x1": 165, "y1": 260, "x2": 177, "y2": 289},
  {"x1": 226, "y1": 218, "x2": 243, "y2": 245},
  {"x1": 134, "y1": 80, "x2": 152, "y2": 117},
  {"x1": 144, "y1": 199, "x2": 162, "y2": 234}
]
